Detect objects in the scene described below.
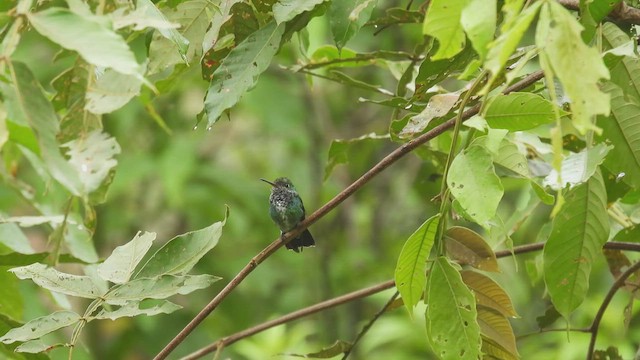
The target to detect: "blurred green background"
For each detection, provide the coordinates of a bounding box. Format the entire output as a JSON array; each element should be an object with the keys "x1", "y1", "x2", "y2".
[{"x1": 2, "y1": 1, "x2": 639, "y2": 359}]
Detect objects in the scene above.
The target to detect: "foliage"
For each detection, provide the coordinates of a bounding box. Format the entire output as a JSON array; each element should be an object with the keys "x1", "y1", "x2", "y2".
[{"x1": 0, "y1": 0, "x2": 640, "y2": 359}]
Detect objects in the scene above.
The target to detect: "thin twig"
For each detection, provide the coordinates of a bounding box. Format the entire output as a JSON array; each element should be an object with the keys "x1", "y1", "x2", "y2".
[
  {"x1": 586, "y1": 260, "x2": 640, "y2": 359},
  {"x1": 179, "y1": 281, "x2": 396, "y2": 360},
  {"x1": 153, "y1": 70, "x2": 545, "y2": 360},
  {"x1": 342, "y1": 291, "x2": 400, "y2": 360},
  {"x1": 516, "y1": 327, "x2": 592, "y2": 340}
]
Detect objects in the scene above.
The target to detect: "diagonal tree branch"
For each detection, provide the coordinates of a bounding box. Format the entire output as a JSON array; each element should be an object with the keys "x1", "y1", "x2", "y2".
[
  {"x1": 152, "y1": 70, "x2": 546, "y2": 360},
  {"x1": 180, "y1": 241, "x2": 640, "y2": 360}
]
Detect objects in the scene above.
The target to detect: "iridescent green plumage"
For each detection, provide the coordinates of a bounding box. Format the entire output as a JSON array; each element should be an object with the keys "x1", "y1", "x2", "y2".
[{"x1": 261, "y1": 177, "x2": 315, "y2": 252}]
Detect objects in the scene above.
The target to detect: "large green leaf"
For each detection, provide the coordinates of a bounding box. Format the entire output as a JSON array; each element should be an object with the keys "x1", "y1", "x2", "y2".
[
  {"x1": 202, "y1": 22, "x2": 284, "y2": 128},
  {"x1": 1, "y1": 62, "x2": 82, "y2": 195},
  {"x1": 274, "y1": 0, "x2": 328, "y2": 24},
  {"x1": 425, "y1": 257, "x2": 481, "y2": 360},
  {"x1": 0, "y1": 311, "x2": 80, "y2": 344},
  {"x1": 329, "y1": 0, "x2": 377, "y2": 50},
  {"x1": 460, "y1": 0, "x2": 496, "y2": 60},
  {"x1": 27, "y1": 8, "x2": 140, "y2": 76},
  {"x1": 447, "y1": 145, "x2": 504, "y2": 226},
  {"x1": 97, "y1": 231, "x2": 156, "y2": 284},
  {"x1": 543, "y1": 144, "x2": 611, "y2": 190},
  {"x1": 485, "y1": 1, "x2": 541, "y2": 88},
  {"x1": 135, "y1": 209, "x2": 227, "y2": 278},
  {"x1": 484, "y1": 93, "x2": 562, "y2": 131},
  {"x1": 603, "y1": 23, "x2": 640, "y2": 104},
  {"x1": 422, "y1": 0, "x2": 470, "y2": 60},
  {"x1": 596, "y1": 82, "x2": 640, "y2": 189},
  {"x1": 394, "y1": 214, "x2": 440, "y2": 314},
  {"x1": 9, "y1": 263, "x2": 104, "y2": 299},
  {"x1": 543, "y1": 170, "x2": 609, "y2": 319},
  {"x1": 148, "y1": 0, "x2": 217, "y2": 74},
  {"x1": 536, "y1": 2, "x2": 610, "y2": 134},
  {"x1": 0, "y1": 267, "x2": 22, "y2": 322}
]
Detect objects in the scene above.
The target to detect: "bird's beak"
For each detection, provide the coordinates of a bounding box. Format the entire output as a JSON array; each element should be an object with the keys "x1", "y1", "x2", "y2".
[{"x1": 260, "y1": 178, "x2": 276, "y2": 187}]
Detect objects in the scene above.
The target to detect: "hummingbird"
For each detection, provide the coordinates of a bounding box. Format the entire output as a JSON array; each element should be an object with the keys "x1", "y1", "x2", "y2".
[{"x1": 260, "y1": 177, "x2": 315, "y2": 252}]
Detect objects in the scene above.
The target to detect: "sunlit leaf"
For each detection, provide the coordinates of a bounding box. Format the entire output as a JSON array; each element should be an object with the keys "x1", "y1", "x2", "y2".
[
  {"x1": 422, "y1": 0, "x2": 470, "y2": 60},
  {"x1": 0, "y1": 311, "x2": 80, "y2": 344},
  {"x1": 399, "y1": 93, "x2": 459, "y2": 139},
  {"x1": 394, "y1": 214, "x2": 440, "y2": 314},
  {"x1": 27, "y1": 8, "x2": 141, "y2": 76},
  {"x1": 536, "y1": 1, "x2": 610, "y2": 134},
  {"x1": 62, "y1": 130, "x2": 121, "y2": 196},
  {"x1": 461, "y1": 0, "x2": 496, "y2": 60},
  {"x1": 445, "y1": 227, "x2": 499, "y2": 272},
  {"x1": 329, "y1": 0, "x2": 377, "y2": 49},
  {"x1": 10, "y1": 263, "x2": 104, "y2": 299},
  {"x1": 447, "y1": 145, "x2": 504, "y2": 226},
  {"x1": 426, "y1": 257, "x2": 481, "y2": 360},
  {"x1": 543, "y1": 170, "x2": 609, "y2": 318},
  {"x1": 543, "y1": 144, "x2": 611, "y2": 190},
  {"x1": 135, "y1": 208, "x2": 228, "y2": 278},
  {"x1": 104, "y1": 274, "x2": 220, "y2": 305},
  {"x1": 461, "y1": 271, "x2": 517, "y2": 317},
  {"x1": 85, "y1": 68, "x2": 143, "y2": 114},
  {"x1": 97, "y1": 231, "x2": 156, "y2": 284},
  {"x1": 94, "y1": 300, "x2": 181, "y2": 320},
  {"x1": 202, "y1": 22, "x2": 284, "y2": 128},
  {"x1": 274, "y1": 0, "x2": 328, "y2": 24}
]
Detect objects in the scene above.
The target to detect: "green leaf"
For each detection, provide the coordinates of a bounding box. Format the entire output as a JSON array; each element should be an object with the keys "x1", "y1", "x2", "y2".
[
  {"x1": 485, "y1": 1, "x2": 541, "y2": 87},
  {"x1": 0, "y1": 311, "x2": 80, "y2": 344},
  {"x1": 329, "y1": 0, "x2": 377, "y2": 50},
  {"x1": 94, "y1": 300, "x2": 181, "y2": 320},
  {"x1": 85, "y1": 68, "x2": 143, "y2": 114},
  {"x1": 543, "y1": 144, "x2": 611, "y2": 190},
  {"x1": 425, "y1": 257, "x2": 481, "y2": 360},
  {"x1": 484, "y1": 93, "x2": 563, "y2": 131},
  {"x1": 0, "y1": 267, "x2": 22, "y2": 322},
  {"x1": 603, "y1": 23, "x2": 640, "y2": 104},
  {"x1": 596, "y1": 82, "x2": 640, "y2": 189},
  {"x1": 104, "y1": 274, "x2": 220, "y2": 305},
  {"x1": 10, "y1": 263, "x2": 104, "y2": 299},
  {"x1": 472, "y1": 136, "x2": 531, "y2": 178},
  {"x1": 399, "y1": 93, "x2": 459, "y2": 139},
  {"x1": 1, "y1": 62, "x2": 82, "y2": 195},
  {"x1": 535, "y1": 2, "x2": 610, "y2": 134},
  {"x1": 394, "y1": 214, "x2": 440, "y2": 314},
  {"x1": 274, "y1": 0, "x2": 328, "y2": 24},
  {"x1": 202, "y1": 22, "x2": 284, "y2": 128},
  {"x1": 61, "y1": 130, "x2": 121, "y2": 196},
  {"x1": 135, "y1": 208, "x2": 228, "y2": 278},
  {"x1": 445, "y1": 227, "x2": 499, "y2": 272},
  {"x1": 543, "y1": 169, "x2": 609, "y2": 318},
  {"x1": 460, "y1": 0, "x2": 496, "y2": 60},
  {"x1": 97, "y1": 231, "x2": 156, "y2": 284},
  {"x1": 447, "y1": 145, "x2": 504, "y2": 226},
  {"x1": 148, "y1": 0, "x2": 217, "y2": 73},
  {"x1": 422, "y1": 0, "x2": 470, "y2": 59},
  {"x1": 27, "y1": 8, "x2": 140, "y2": 76},
  {"x1": 414, "y1": 44, "x2": 476, "y2": 94},
  {"x1": 324, "y1": 133, "x2": 388, "y2": 181},
  {"x1": 0, "y1": 223, "x2": 33, "y2": 254},
  {"x1": 590, "y1": 0, "x2": 621, "y2": 23}
]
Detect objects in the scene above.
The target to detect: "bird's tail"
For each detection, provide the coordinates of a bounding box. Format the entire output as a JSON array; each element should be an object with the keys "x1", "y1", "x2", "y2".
[{"x1": 286, "y1": 229, "x2": 315, "y2": 253}]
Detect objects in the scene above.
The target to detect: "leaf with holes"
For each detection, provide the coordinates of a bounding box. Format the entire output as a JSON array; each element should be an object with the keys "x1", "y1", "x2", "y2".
[
  {"x1": 426, "y1": 257, "x2": 481, "y2": 360},
  {"x1": 0, "y1": 311, "x2": 80, "y2": 344},
  {"x1": 10, "y1": 263, "x2": 104, "y2": 299},
  {"x1": 202, "y1": 22, "x2": 284, "y2": 128},
  {"x1": 461, "y1": 271, "x2": 517, "y2": 317}
]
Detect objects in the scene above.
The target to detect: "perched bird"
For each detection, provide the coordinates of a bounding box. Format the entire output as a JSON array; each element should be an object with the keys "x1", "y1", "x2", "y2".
[{"x1": 260, "y1": 177, "x2": 315, "y2": 252}]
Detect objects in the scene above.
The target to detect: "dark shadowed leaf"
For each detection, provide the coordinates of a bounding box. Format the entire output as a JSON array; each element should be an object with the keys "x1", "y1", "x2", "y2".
[{"x1": 445, "y1": 227, "x2": 499, "y2": 272}]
